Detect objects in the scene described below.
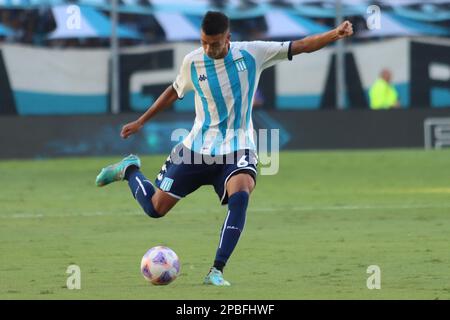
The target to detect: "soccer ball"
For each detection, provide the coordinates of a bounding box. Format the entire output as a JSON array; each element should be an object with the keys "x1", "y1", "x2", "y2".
[{"x1": 140, "y1": 246, "x2": 180, "y2": 285}]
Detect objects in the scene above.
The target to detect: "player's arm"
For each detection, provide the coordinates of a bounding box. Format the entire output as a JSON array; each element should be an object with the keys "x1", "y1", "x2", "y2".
[
  {"x1": 291, "y1": 21, "x2": 353, "y2": 55},
  {"x1": 120, "y1": 85, "x2": 178, "y2": 139}
]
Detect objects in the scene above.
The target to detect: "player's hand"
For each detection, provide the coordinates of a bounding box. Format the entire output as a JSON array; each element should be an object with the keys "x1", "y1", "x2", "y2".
[
  {"x1": 121, "y1": 120, "x2": 143, "y2": 139},
  {"x1": 336, "y1": 21, "x2": 353, "y2": 39}
]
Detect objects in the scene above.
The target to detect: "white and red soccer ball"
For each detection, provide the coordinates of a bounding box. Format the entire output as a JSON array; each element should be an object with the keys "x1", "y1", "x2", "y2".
[{"x1": 140, "y1": 246, "x2": 180, "y2": 285}]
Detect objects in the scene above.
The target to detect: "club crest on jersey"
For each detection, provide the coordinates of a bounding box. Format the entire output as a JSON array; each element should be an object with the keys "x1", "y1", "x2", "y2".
[
  {"x1": 234, "y1": 58, "x2": 247, "y2": 72},
  {"x1": 160, "y1": 177, "x2": 174, "y2": 192},
  {"x1": 198, "y1": 74, "x2": 207, "y2": 81}
]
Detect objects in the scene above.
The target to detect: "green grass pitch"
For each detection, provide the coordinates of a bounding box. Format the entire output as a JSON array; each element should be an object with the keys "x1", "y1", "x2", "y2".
[{"x1": 1, "y1": 149, "x2": 449, "y2": 299}]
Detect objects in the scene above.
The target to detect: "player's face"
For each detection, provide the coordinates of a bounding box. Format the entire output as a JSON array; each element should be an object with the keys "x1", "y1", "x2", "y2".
[{"x1": 201, "y1": 30, "x2": 230, "y2": 59}]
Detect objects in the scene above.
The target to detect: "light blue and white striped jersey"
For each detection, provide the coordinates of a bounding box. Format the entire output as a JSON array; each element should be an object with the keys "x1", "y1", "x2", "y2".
[{"x1": 173, "y1": 41, "x2": 292, "y2": 155}]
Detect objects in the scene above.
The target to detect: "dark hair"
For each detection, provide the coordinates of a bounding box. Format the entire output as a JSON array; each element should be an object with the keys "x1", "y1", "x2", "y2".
[{"x1": 201, "y1": 11, "x2": 230, "y2": 35}]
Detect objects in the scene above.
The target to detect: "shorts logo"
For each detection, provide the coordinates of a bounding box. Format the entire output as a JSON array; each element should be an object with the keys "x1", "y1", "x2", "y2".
[
  {"x1": 160, "y1": 177, "x2": 174, "y2": 191},
  {"x1": 234, "y1": 58, "x2": 247, "y2": 72}
]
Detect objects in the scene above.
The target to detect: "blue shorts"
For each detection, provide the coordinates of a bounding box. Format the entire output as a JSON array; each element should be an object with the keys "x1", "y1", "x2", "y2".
[{"x1": 155, "y1": 144, "x2": 258, "y2": 205}]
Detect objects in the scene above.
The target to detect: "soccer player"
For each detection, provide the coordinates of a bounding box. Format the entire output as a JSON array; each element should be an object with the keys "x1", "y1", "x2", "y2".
[{"x1": 96, "y1": 11, "x2": 353, "y2": 286}]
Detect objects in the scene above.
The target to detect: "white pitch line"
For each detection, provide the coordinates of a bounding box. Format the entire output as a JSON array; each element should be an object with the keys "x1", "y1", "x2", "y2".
[
  {"x1": 252, "y1": 204, "x2": 450, "y2": 212},
  {"x1": 2, "y1": 203, "x2": 450, "y2": 219}
]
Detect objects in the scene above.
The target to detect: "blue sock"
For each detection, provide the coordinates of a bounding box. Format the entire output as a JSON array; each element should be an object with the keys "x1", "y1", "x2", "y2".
[
  {"x1": 214, "y1": 191, "x2": 249, "y2": 270},
  {"x1": 125, "y1": 167, "x2": 160, "y2": 218}
]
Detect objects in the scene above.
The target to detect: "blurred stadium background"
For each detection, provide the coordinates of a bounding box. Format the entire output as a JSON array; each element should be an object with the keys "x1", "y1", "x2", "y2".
[
  {"x1": 1, "y1": 0, "x2": 450, "y2": 300},
  {"x1": 0, "y1": 0, "x2": 449, "y2": 156}
]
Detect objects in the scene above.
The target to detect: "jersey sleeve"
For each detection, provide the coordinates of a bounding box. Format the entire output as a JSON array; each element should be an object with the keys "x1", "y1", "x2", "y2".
[
  {"x1": 245, "y1": 41, "x2": 293, "y2": 71},
  {"x1": 172, "y1": 55, "x2": 194, "y2": 99}
]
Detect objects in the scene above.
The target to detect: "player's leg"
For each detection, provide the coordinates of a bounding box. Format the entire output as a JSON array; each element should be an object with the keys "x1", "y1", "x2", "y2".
[
  {"x1": 205, "y1": 172, "x2": 255, "y2": 286},
  {"x1": 124, "y1": 165, "x2": 179, "y2": 217},
  {"x1": 95, "y1": 154, "x2": 178, "y2": 218},
  {"x1": 213, "y1": 173, "x2": 255, "y2": 270},
  {"x1": 205, "y1": 150, "x2": 258, "y2": 286},
  {"x1": 226, "y1": 172, "x2": 255, "y2": 194}
]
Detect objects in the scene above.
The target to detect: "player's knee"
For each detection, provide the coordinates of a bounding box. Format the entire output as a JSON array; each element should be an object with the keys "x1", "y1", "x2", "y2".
[
  {"x1": 143, "y1": 206, "x2": 163, "y2": 219},
  {"x1": 142, "y1": 200, "x2": 165, "y2": 219},
  {"x1": 227, "y1": 173, "x2": 255, "y2": 195},
  {"x1": 154, "y1": 201, "x2": 169, "y2": 217},
  {"x1": 230, "y1": 185, "x2": 253, "y2": 196}
]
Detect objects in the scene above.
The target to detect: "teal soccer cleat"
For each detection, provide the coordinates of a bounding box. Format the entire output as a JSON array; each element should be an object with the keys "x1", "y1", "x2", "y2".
[
  {"x1": 95, "y1": 154, "x2": 141, "y2": 187},
  {"x1": 203, "y1": 267, "x2": 231, "y2": 286}
]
